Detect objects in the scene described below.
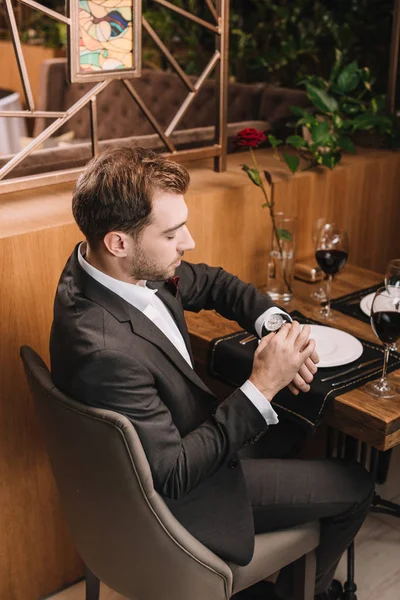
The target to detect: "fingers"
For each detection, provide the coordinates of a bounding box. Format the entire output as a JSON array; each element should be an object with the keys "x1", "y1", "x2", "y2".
[
  {"x1": 274, "y1": 322, "x2": 291, "y2": 340},
  {"x1": 304, "y1": 356, "x2": 318, "y2": 376},
  {"x1": 288, "y1": 383, "x2": 299, "y2": 396},
  {"x1": 286, "y1": 320, "x2": 300, "y2": 342},
  {"x1": 300, "y1": 337, "x2": 316, "y2": 361},
  {"x1": 255, "y1": 331, "x2": 275, "y2": 356},
  {"x1": 294, "y1": 324, "x2": 311, "y2": 351},
  {"x1": 291, "y1": 373, "x2": 311, "y2": 393},
  {"x1": 310, "y1": 348, "x2": 320, "y2": 364},
  {"x1": 298, "y1": 362, "x2": 315, "y2": 384}
]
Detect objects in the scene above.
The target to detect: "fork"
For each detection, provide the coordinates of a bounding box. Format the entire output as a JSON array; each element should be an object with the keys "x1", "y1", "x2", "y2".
[{"x1": 320, "y1": 358, "x2": 381, "y2": 383}]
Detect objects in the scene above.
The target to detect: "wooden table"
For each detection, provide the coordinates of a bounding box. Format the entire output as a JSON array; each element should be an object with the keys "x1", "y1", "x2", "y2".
[{"x1": 185, "y1": 264, "x2": 400, "y2": 452}]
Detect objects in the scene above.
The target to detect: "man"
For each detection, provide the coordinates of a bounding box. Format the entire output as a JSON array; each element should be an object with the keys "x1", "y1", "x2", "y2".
[{"x1": 50, "y1": 147, "x2": 373, "y2": 600}]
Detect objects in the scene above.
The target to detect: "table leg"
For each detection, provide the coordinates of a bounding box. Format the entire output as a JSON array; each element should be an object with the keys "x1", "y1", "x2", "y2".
[
  {"x1": 330, "y1": 431, "x2": 400, "y2": 600},
  {"x1": 332, "y1": 430, "x2": 357, "y2": 600},
  {"x1": 85, "y1": 565, "x2": 100, "y2": 600},
  {"x1": 342, "y1": 542, "x2": 357, "y2": 600}
]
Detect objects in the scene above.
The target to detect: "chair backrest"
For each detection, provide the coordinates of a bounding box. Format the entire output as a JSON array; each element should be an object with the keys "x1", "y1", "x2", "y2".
[{"x1": 20, "y1": 346, "x2": 232, "y2": 600}]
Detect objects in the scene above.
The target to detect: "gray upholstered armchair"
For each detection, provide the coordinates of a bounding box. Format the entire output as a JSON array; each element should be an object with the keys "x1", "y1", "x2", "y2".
[{"x1": 20, "y1": 345, "x2": 320, "y2": 600}]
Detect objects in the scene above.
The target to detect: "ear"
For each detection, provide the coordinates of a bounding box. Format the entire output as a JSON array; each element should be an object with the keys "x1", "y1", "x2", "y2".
[{"x1": 103, "y1": 231, "x2": 131, "y2": 257}]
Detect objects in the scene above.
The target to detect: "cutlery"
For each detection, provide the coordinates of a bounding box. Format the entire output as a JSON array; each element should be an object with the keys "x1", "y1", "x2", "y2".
[
  {"x1": 320, "y1": 358, "x2": 382, "y2": 383},
  {"x1": 240, "y1": 334, "x2": 257, "y2": 345},
  {"x1": 331, "y1": 364, "x2": 382, "y2": 388}
]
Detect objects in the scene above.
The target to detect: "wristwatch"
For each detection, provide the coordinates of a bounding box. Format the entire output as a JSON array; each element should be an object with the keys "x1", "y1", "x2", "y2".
[{"x1": 261, "y1": 312, "x2": 292, "y2": 336}]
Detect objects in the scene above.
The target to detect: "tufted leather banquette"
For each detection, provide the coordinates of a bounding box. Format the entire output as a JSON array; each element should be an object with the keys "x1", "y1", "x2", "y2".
[
  {"x1": 0, "y1": 60, "x2": 309, "y2": 179},
  {"x1": 33, "y1": 59, "x2": 309, "y2": 141}
]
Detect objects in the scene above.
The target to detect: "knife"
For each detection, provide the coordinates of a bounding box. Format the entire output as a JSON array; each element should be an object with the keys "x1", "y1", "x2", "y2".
[
  {"x1": 331, "y1": 364, "x2": 382, "y2": 388},
  {"x1": 320, "y1": 358, "x2": 382, "y2": 383}
]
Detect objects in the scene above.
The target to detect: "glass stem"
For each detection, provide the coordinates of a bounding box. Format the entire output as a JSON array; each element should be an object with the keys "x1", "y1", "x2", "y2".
[
  {"x1": 325, "y1": 274, "x2": 333, "y2": 316},
  {"x1": 380, "y1": 345, "x2": 390, "y2": 384}
]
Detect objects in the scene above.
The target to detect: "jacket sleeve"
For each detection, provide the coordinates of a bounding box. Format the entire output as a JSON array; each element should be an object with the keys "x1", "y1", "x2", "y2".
[
  {"x1": 72, "y1": 349, "x2": 268, "y2": 500},
  {"x1": 176, "y1": 261, "x2": 276, "y2": 334}
]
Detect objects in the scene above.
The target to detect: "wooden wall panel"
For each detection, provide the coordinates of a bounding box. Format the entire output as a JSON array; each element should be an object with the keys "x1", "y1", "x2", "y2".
[
  {"x1": 186, "y1": 148, "x2": 400, "y2": 285},
  {"x1": 0, "y1": 41, "x2": 64, "y2": 109},
  {"x1": 0, "y1": 226, "x2": 83, "y2": 600},
  {"x1": 0, "y1": 147, "x2": 399, "y2": 599}
]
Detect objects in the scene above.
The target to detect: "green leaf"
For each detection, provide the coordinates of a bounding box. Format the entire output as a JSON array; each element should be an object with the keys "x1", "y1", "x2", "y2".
[
  {"x1": 321, "y1": 151, "x2": 341, "y2": 169},
  {"x1": 337, "y1": 136, "x2": 355, "y2": 153},
  {"x1": 311, "y1": 121, "x2": 331, "y2": 145},
  {"x1": 240, "y1": 164, "x2": 262, "y2": 186},
  {"x1": 263, "y1": 170, "x2": 272, "y2": 186},
  {"x1": 333, "y1": 114, "x2": 344, "y2": 130},
  {"x1": 277, "y1": 228, "x2": 292, "y2": 242},
  {"x1": 351, "y1": 113, "x2": 392, "y2": 132},
  {"x1": 306, "y1": 84, "x2": 339, "y2": 114},
  {"x1": 283, "y1": 152, "x2": 300, "y2": 173},
  {"x1": 296, "y1": 114, "x2": 319, "y2": 129},
  {"x1": 290, "y1": 105, "x2": 308, "y2": 117},
  {"x1": 336, "y1": 61, "x2": 360, "y2": 94},
  {"x1": 329, "y1": 48, "x2": 343, "y2": 83},
  {"x1": 371, "y1": 98, "x2": 377, "y2": 113},
  {"x1": 268, "y1": 134, "x2": 283, "y2": 148},
  {"x1": 341, "y1": 103, "x2": 361, "y2": 116},
  {"x1": 286, "y1": 134, "x2": 307, "y2": 149},
  {"x1": 360, "y1": 67, "x2": 372, "y2": 90}
]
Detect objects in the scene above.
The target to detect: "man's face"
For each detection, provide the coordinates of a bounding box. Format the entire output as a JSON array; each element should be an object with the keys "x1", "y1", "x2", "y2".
[{"x1": 127, "y1": 191, "x2": 195, "y2": 281}]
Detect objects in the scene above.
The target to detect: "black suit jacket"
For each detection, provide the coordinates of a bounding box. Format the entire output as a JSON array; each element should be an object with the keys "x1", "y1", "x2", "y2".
[{"x1": 50, "y1": 245, "x2": 276, "y2": 565}]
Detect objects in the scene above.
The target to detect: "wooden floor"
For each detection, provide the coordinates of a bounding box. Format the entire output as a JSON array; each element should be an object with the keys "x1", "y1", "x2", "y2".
[{"x1": 46, "y1": 447, "x2": 400, "y2": 600}]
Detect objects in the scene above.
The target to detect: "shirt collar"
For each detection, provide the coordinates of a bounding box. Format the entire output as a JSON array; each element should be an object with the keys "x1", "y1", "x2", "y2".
[{"x1": 77, "y1": 242, "x2": 157, "y2": 312}]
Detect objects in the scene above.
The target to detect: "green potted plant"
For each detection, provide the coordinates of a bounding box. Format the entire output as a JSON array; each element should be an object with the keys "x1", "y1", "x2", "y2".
[{"x1": 268, "y1": 50, "x2": 400, "y2": 174}]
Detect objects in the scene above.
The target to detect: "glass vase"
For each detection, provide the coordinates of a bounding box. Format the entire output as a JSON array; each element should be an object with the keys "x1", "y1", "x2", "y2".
[{"x1": 267, "y1": 214, "x2": 297, "y2": 303}]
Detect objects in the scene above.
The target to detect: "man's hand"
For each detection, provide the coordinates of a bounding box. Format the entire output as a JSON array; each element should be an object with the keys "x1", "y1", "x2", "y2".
[
  {"x1": 288, "y1": 322, "x2": 319, "y2": 395},
  {"x1": 288, "y1": 352, "x2": 319, "y2": 395},
  {"x1": 249, "y1": 321, "x2": 316, "y2": 402}
]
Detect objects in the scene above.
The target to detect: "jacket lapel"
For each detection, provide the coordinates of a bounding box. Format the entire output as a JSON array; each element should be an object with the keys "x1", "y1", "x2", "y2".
[
  {"x1": 71, "y1": 247, "x2": 210, "y2": 396},
  {"x1": 126, "y1": 304, "x2": 211, "y2": 395}
]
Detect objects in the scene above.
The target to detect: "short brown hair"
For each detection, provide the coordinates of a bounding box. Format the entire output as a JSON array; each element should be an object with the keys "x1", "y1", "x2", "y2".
[{"x1": 72, "y1": 146, "x2": 190, "y2": 249}]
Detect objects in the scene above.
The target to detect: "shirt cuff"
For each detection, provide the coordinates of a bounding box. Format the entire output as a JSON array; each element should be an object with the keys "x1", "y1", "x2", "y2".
[
  {"x1": 240, "y1": 379, "x2": 279, "y2": 426},
  {"x1": 255, "y1": 306, "x2": 293, "y2": 338}
]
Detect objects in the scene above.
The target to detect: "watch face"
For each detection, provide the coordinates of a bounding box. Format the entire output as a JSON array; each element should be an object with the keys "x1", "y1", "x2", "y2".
[{"x1": 266, "y1": 313, "x2": 285, "y2": 332}]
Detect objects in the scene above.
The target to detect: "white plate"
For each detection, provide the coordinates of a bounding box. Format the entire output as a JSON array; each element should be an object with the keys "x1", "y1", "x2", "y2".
[
  {"x1": 307, "y1": 325, "x2": 363, "y2": 368},
  {"x1": 360, "y1": 292, "x2": 375, "y2": 317}
]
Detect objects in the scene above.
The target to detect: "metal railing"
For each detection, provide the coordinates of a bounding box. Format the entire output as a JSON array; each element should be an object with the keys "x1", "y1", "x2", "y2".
[{"x1": 0, "y1": 0, "x2": 229, "y2": 192}]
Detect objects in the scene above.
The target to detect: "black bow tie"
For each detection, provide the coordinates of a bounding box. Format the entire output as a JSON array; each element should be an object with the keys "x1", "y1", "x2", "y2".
[{"x1": 165, "y1": 276, "x2": 180, "y2": 297}]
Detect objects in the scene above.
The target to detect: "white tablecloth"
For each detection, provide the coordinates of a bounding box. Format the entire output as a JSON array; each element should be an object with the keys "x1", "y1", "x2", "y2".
[{"x1": 0, "y1": 91, "x2": 28, "y2": 155}]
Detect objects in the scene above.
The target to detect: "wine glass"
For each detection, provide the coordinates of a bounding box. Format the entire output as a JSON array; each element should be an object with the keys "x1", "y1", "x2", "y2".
[
  {"x1": 364, "y1": 286, "x2": 400, "y2": 399},
  {"x1": 385, "y1": 259, "x2": 400, "y2": 290},
  {"x1": 384, "y1": 259, "x2": 400, "y2": 352},
  {"x1": 310, "y1": 217, "x2": 330, "y2": 303},
  {"x1": 315, "y1": 224, "x2": 349, "y2": 321}
]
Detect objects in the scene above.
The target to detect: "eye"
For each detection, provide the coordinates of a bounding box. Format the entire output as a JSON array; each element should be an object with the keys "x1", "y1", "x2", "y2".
[{"x1": 166, "y1": 234, "x2": 176, "y2": 240}]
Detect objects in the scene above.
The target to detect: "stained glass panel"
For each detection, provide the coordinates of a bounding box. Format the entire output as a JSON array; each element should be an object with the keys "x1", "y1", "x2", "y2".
[{"x1": 78, "y1": 0, "x2": 133, "y2": 73}]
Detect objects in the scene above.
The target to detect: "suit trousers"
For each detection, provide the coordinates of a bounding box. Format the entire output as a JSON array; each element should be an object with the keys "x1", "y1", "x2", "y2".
[{"x1": 240, "y1": 455, "x2": 374, "y2": 596}]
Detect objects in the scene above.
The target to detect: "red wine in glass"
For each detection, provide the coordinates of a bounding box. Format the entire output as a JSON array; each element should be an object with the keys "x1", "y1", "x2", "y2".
[
  {"x1": 315, "y1": 249, "x2": 348, "y2": 276},
  {"x1": 371, "y1": 311, "x2": 400, "y2": 346},
  {"x1": 315, "y1": 225, "x2": 349, "y2": 320},
  {"x1": 310, "y1": 217, "x2": 330, "y2": 303},
  {"x1": 365, "y1": 287, "x2": 400, "y2": 399}
]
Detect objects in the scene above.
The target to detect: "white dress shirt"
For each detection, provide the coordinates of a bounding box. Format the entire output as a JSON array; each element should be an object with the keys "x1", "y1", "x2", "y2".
[{"x1": 78, "y1": 244, "x2": 289, "y2": 425}]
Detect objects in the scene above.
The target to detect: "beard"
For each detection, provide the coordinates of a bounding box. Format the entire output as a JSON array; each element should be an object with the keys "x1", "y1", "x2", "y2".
[{"x1": 129, "y1": 247, "x2": 182, "y2": 281}]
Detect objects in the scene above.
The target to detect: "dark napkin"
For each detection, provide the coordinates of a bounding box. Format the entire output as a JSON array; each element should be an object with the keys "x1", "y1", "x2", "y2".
[
  {"x1": 331, "y1": 283, "x2": 383, "y2": 324},
  {"x1": 208, "y1": 310, "x2": 400, "y2": 430}
]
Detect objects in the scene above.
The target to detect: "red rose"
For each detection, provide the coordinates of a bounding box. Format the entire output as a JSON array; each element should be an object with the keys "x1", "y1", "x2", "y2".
[{"x1": 235, "y1": 128, "x2": 266, "y2": 148}]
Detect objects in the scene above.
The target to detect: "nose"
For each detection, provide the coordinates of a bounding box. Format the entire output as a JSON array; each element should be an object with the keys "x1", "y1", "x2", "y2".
[{"x1": 179, "y1": 226, "x2": 195, "y2": 251}]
